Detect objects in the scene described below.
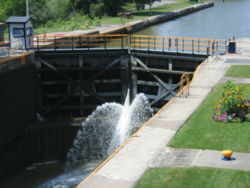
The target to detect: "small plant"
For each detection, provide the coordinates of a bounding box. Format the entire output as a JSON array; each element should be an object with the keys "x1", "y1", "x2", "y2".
[
  {"x1": 213, "y1": 81, "x2": 248, "y2": 123},
  {"x1": 246, "y1": 114, "x2": 250, "y2": 122}
]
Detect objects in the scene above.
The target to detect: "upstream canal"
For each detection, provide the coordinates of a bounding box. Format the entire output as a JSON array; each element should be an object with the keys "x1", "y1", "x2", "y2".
[{"x1": 137, "y1": 0, "x2": 250, "y2": 39}]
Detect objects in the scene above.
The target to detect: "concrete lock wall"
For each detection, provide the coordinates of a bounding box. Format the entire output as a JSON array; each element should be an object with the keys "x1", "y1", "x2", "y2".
[
  {"x1": 0, "y1": 124, "x2": 80, "y2": 181},
  {"x1": 0, "y1": 56, "x2": 37, "y2": 146}
]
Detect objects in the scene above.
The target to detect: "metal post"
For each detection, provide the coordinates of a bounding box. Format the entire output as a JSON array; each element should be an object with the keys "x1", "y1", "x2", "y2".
[
  {"x1": 71, "y1": 36, "x2": 74, "y2": 50},
  {"x1": 26, "y1": 0, "x2": 29, "y2": 17},
  {"x1": 192, "y1": 39, "x2": 194, "y2": 55},
  {"x1": 169, "y1": 38, "x2": 171, "y2": 51},
  {"x1": 79, "y1": 36, "x2": 82, "y2": 48},
  {"x1": 121, "y1": 35, "x2": 124, "y2": 50},
  {"x1": 54, "y1": 35, "x2": 56, "y2": 51},
  {"x1": 148, "y1": 37, "x2": 150, "y2": 52},
  {"x1": 104, "y1": 35, "x2": 107, "y2": 50},
  {"x1": 134, "y1": 36, "x2": 136, "y2": 49},
  {"x1": 87, "y1": 35, "x2": 89, "y2": 51},
  {"x1": 176, "y1": 38, "x2": 178, "y2": 54},
  {"x1": 212, "y1": 41, "x2": 215, "y2": 55},
  {"x1": 198, "y1": 39, "x2": 200, "y2": 53},
  {"x1": 154, "y1": 37, "x2": 156, "y2": 50},
  {"x1": 182, "y1": 38, "x2": 184, "y2": 52},
  {"x1": 37, "y1": 36, "x2": 39, "y2": 51},
  {"x1": 139, "y1": 37, "x2": 141, "y2": 49},
  {"x1": 162, "y1": 38, "x2": 164, "y2": 53}
]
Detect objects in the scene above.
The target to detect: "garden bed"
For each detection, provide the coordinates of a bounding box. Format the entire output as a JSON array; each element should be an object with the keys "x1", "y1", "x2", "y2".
[{"x1": 168, "y1": 83, "x2": 250, "y2": 152}]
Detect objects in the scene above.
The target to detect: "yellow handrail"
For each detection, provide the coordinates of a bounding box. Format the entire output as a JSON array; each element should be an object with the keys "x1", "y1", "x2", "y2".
[{"x1": 179, "y1": 72, "x2": 190, "y2": 97}]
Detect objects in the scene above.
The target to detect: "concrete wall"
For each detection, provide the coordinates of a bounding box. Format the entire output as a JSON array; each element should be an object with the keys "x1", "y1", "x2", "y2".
[
  {"x1": 127, "y1": 2, "x2": 214, "y2": 33},
  {"x1": 100, "y1": 2, "x2": 214, "y2": 35}
]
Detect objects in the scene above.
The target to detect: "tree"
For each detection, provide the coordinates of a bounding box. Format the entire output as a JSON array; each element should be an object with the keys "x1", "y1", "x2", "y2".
[
  {"x1": 134, "y1": 0, "x2": 160, "y2": 11},
  {"x1": 71, "y1": 0, "x2": 98, "y2": 14},
  {"x1": 102, "y1": 0, "x2": 124, "y2": 16}
]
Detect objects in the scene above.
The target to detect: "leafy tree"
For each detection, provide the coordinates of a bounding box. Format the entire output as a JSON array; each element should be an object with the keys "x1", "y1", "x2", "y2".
[
  {"x1": 134, "y1": 0, "x2": 160, "y2": 11},
  {"x1": 71, "y1": 0, "x2": 98, "y2": 14},
  {"x1": 102, "y1": 0, "x2": 124, "y2": 16}
]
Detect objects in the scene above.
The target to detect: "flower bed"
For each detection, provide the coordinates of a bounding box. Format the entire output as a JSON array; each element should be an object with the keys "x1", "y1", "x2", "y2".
[{"x1": 213, "y1": 81, "x2": 249, "y2": 123}]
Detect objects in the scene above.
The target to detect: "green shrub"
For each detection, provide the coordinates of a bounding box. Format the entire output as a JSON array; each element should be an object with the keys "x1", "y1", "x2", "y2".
[{"x1": 246, "y1": 113, "x2": 250, "y2": 122}]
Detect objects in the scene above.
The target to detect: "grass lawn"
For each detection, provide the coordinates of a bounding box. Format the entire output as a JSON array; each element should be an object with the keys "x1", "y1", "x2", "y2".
[
  {"x1": 168, "y1": 84, "x2": 250, "y2": 152},
  {"x1": 34, "y1": 1, "x2": 197, "y2": 34},
  {"x1": 225, "y1": 65, "x2": 250, "y2": 78},
  {"x1": 135, "y1": 167, "x2": 250, "y2": 188}
]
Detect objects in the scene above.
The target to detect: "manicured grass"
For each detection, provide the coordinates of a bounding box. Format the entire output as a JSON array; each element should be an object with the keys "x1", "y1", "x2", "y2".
[
  {"x1": 135, "y1": 167, "x2": 250, "y2": 188},
  {"x1": 168, "y1": 84, "x2": 250, "y2": 153},
  {"x1": 225, "y1": 65, "x2": 250, "y2": 78},
  {"x1": 34, "y1": 1, "x2": 197, "y2": 34}
]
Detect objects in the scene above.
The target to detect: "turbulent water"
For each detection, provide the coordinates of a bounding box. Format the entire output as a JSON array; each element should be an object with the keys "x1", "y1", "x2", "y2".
[
  {"x1": 39, "y1": 93, "x2": 152, "y2": 188},
  {"x1": 65, "y1": 92, "x2": 152, "y2": 170}
]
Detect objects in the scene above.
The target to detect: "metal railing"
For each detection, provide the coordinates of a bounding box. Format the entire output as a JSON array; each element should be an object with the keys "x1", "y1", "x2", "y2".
[
  {"x1": 179, "y1": 73, "x2": 190, "y2": 97},
  {"x1": 31, "y1": 34, "x2": 226, "y2": 55}
]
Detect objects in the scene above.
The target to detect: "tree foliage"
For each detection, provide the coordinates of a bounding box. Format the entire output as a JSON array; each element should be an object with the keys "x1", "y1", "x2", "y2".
[{"x1": 0, "y1": 0, "x2": 160, "y2": 24}]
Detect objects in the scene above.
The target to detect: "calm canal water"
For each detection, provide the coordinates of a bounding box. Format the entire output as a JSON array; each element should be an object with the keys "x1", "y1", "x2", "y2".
[{"x1": 137, "y1": 0, "x2": 250, "y2": 39}]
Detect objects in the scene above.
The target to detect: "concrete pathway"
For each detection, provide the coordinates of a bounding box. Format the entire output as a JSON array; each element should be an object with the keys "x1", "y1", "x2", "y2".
[
  {"x1": 151, "y1": 148, "x2": 250, "y2": 171},
  {"x1": 78, "y1": 39, "x2": 250, "y2": 188}
]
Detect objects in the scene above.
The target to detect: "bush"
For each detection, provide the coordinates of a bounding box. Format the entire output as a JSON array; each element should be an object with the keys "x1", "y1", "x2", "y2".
[
  {"x1": 213, "y1": 81, "x2": 248, "y2": 123},
  {"x1": 246, "y1": 114, "x2": 250, "y2": 122}
]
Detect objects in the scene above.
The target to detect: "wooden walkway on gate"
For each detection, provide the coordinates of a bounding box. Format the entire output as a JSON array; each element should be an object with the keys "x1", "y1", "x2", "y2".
[{"x1": 31, "y1": 34, "x2": 227, "y2": 55}]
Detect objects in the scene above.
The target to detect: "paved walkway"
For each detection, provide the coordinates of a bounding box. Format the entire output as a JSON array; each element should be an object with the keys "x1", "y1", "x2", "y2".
[
  {"x1": 79, "y1": 39, "x2": 250, "y2": 188},
  {"x1": 151, "y1": 148, "x2": 250, "y2": 171}
]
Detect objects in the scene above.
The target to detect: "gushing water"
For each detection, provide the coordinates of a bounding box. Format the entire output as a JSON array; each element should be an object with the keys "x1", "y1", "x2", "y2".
[
  {"x1": 39, "y1": 92, "x2": 152, "y2": 187},
  {"x1": 66, "y1": 92, "x2": 152, "y2": 169}
]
